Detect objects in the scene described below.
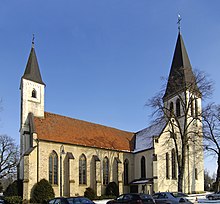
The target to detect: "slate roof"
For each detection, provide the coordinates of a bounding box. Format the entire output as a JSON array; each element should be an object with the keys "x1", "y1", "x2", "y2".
[
  {"x1": 134, "y1": 120, "x2": 166, "y2": 153},
  {"x1": 163, "y1": 32, "x2": 200, "y2": 100},
  {"x1": 22, "y1": 46, "x2": 45, "y2": 85},
  {"x1": 33, "y1": 112, "x2": 134, "y2": 152}
]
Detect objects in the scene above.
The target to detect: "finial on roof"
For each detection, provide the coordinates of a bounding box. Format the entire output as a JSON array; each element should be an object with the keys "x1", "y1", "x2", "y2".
[
  {"x1": 32, "y1": 34, "x2": 35, "y2": 48},
  {"x1": 177, "y1": 14, "x2": 182, "y2": 32}
]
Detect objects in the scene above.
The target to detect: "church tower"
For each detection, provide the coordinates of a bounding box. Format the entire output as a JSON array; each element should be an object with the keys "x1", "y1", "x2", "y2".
[
  {"x1": 20, "y1": 40, "x2": 45, "y2": 157},
  {"x1": 162, "y1": 30, "x2": 204, "y2": 193},
  {"x1": 163, "y1": 31, "x2": 201, "y2": 121}
]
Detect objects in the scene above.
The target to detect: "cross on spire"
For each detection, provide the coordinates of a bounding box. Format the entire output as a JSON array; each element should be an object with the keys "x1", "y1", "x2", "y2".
[
  {"x1": 177, "y1": 14, "x2": 182, "y2": 32},
  {"x1": 32, "y1": 34, "x2": 35, "y2": 48}
]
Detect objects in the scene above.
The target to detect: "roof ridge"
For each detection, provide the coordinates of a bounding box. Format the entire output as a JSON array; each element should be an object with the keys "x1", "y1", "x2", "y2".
[
  {"x1": 43, "y1": 111, "x2": 134, "y2": 134},
  {"x1": 34, "y1": 111, "x2": 134, "y2": 151}
]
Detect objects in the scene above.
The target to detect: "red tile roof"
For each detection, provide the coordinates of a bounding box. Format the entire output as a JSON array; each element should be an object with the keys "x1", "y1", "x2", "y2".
[{"x1": 34, "y1": 112, "x2": 134, "y2": 152}]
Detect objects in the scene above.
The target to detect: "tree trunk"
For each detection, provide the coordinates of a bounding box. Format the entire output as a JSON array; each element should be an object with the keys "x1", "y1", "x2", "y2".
[
  {"x1": 178, "y1": 165, "x2": 184, "y2": 192},
  {"x1": 178, "y1": 144, "x2": 186, "y2": 192}
]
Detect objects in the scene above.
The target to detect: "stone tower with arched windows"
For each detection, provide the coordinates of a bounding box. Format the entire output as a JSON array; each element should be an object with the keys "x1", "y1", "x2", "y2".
[
  {"x1": 19, "y1": 42, "x2": 45, "y2": 180},
  {"x1": 161, "y1": 31, "x2": 204, "y2": 193}
]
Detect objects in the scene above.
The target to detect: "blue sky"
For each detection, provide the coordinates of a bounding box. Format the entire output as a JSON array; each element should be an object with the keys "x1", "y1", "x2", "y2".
[{"x1": 0, "y1": 1, "x2": 219, "y2": 175}]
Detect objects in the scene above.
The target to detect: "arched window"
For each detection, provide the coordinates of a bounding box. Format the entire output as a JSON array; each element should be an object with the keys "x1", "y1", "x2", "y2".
[
  {"x1": 170, "y1": 102, "x2": 174, "y2": 117},
  {"x1": 124, "y1": 159, "x2": 129, "y2": 185},
  {"x1": 103, "y1": 157, "x2": 109, "y2": 185},
  {"x1": 79, "y1": 154, "x2": 87, "y2": 184},
  {"x1": 195, "y1": 168, "x2": 198, "y2": 180},
  {"x1": 166, "y1": 153, "x2": 169, "y2": 179},
  {"x1": 171, "y1": 149, "x2": 176, "y2": 179},
  {"x1": 49, "y1": 151, "x2": 58, "y2": 185},
  {"x1": 141, "y1": 156, "x2": 146, "y2": 178},
  {"x1": 191, "y1": 97, "x2": 194, "y2": 117},
  {"x1": 195, "y1": 98, "x2": 198, "y2": 118},
  {"x1": 176, "y1": 99, "x2": 181, "y2": 117},
  {"x1": 32, "y1": 89, "x2": 37, "y2": 98}
]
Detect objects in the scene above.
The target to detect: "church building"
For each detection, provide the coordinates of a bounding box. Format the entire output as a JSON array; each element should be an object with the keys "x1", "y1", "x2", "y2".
[{"x1": 18, "y1": 30, "x2": 204, "y2": 201}]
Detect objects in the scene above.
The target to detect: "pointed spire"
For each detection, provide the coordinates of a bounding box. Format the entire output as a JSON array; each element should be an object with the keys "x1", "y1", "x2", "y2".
[
  {"x1": 22, "y1": 37, "x2": 45, "y2": 85},
  {"x1": 163, "y1": 32, "x2": 199, "y2": 100}
]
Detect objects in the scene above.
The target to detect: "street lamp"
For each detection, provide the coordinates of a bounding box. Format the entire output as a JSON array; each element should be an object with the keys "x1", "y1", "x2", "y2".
[{"x1": 60, "y1": 145, "x2": 65, "y2": 197}]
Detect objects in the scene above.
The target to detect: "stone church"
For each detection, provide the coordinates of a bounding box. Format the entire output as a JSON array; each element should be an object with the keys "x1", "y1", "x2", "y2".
[{"x1": 18, "y1": 30, "x2": 204, "y2": 201}]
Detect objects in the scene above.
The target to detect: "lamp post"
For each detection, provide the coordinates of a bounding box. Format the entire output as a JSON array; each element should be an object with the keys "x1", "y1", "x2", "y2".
[{"x1": 60, "y1": 145, "x2": 65, "y2": 197}]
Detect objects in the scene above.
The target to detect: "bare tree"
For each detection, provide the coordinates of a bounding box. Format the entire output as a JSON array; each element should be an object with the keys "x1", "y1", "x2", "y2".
[
  {"x1": 202, "y1": 103, "x2": 220, "y2": 191},
  {"x1": 0, "y1": 134, "x2": 19, "y2": 179},
  {"x1": 147, "y1": 69, "x2": 213, "y2": 192}
]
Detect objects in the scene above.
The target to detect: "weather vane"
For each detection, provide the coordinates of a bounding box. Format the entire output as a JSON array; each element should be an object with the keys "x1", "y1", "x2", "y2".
[
  {"x1": 177, "y1": 14, "x2": 182, "y2": 32},
  {"x1": 32, "y1": 34, "x2": 35, "y2": 48}
]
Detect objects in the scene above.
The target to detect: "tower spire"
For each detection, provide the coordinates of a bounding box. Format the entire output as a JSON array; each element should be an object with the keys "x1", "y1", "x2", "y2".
[
  {"x1": 163, "y1": 31, "x2": 200, "y2": 101},
  {"x1": 21, "y1": 36, "x2": 45, "y2": 85}
]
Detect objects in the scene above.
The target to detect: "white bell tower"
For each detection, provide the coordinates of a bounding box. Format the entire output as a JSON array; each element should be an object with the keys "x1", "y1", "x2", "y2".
[{"x1": 19, "y1": 40, "x2": 45, "y2": 180}]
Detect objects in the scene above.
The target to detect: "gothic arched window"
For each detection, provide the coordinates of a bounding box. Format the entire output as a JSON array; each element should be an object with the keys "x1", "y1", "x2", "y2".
[
  {"x1": 170, "y1": 102, "x2": 174, "y2": 117},
  {"x1": 171, "y1": 149, "x2": 176, "y2": 179},
  {"x1": 49, "y1": 151, "x2": 58, "y2": 185},
  {"x1": 32, "y1": 89, "x2": 37, "y2": 98},
  {"x1": 103, "y1": 157, "x2": 109, "y2": 185},
  {"x1": 191, "y1": 97, "x2": 194, "y2": 117},
  {"x1": 195, "y1": 168, "x2": 198, "y2": 180},
  {"x1": 79, "y1": 154, "x2": 87, "y2": 184},
  {"x1": 176, "y1": 99, "x2": 181, "y2": 117},
  {"x1": 166, "y1": 152, "x2": 169, "y2": 179},
  {"x1": 195, "y1": 98, "x2": 198, "y2": 118},
  {"x1": 141, "y1": 156, "x2": 146, "y2": 178},
  {"x1": 124, "y1": 159, "x2": 129, "y2": 185}
]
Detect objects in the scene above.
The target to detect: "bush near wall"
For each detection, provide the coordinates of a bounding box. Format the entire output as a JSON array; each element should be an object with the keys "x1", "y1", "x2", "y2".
[
  {"x1": 4, "y1": 180, "x2": 22, "y2": 197},
  {"x1": 84, "y1": 187, "x2": 96, "y2": 200},
  {"x1": 105, "y1": 182, "x2": 119, "y2": 197},
  {"x1": 31, "y1": 179, "x2": 55, "y2": 204},
  {"x1": 4, "y1": 196, "x2": 22, "y2": 204}
]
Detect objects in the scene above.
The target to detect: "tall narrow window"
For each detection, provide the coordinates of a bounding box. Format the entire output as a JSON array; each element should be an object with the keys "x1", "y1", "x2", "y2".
[
  {"x1": 171, "y1": 149, "x2": 176, "y2": 179},
  {"x1": 195, "y1": 98, "x2": 198, "y2": 118},
  {"x1": 103, "y1": 157, "x2": 109, "y2": 185},
  {"x1": 166, "y1": 153, "x2": 169, "y2": 179},
  {"x1": 141, "y1": 156, "x2": 146, "y2": 178},
  {"x1": 176, "y1": 99, "x2": 181, "y2": 117},
  {"x1": 32, "y1": 89, "x2": 37, "y2": 98},
  {"x1": 191, "y1": 97, "x2": 194, "y2": 117},
  {"x1": 79, "y1": 154, "x2": 87, "y2": 184},
  {"x1": 195, "y1": 168, "x2": 198, "y2": 180},
  {"x1": 49, "y1": 151, "x2": 58, "y2": 185},
  {"x1": 170, "y1": 102, "x2": 174, "y2": 117},
  {"x1": 116, "y1": 160, "x2": 118, "y2": 183},
  {"x1": 124, "y1": 159, "x2": 129, "y2": 185}
]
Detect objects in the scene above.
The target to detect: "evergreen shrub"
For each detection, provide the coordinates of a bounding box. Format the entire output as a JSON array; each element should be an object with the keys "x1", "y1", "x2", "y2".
[
  {"x1": 84, "y1": 187, "x2": 96, "y2": 200},
  {"x1": 4, "y1": 181, "x2": 18, "y2": 197},
  {"x1": 105, "y1": 182, "x2": 119, "y2": 197},
  {"x1": 4, "y1": 196, "x2": 22, "y2": 204},
  {"x1": 31, "y1": 179, "x2": 55, "y2": 204}
]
